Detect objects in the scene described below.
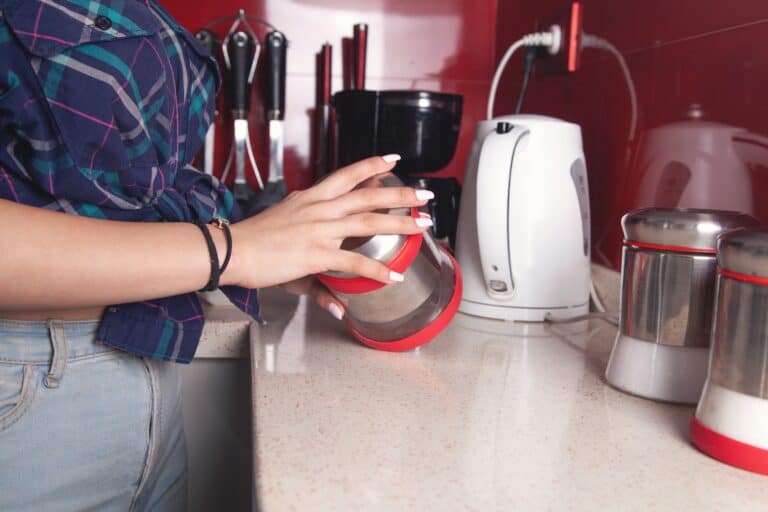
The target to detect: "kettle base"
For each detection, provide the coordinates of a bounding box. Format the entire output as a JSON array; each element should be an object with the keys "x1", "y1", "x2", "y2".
[{"x1": 458, "y1": 300, "x2": 588, "y2": 322}]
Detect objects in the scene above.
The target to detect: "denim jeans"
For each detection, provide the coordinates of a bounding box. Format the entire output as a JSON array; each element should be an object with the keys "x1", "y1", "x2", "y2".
[{"x1": 0, "y1": 319, "x2": 187, "y2": 511}]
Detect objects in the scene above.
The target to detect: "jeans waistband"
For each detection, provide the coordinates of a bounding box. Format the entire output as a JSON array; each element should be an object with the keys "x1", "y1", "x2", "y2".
[{"x1": 0, "y1": 318, "x2": 114, "y2": 364}]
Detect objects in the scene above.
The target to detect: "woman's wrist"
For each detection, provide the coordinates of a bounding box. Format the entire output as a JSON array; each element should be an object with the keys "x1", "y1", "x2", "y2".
[
  {"x1": 211, "y1": 222, "x2": 241, "y2": 287},
  {"x1": 207, "y1": 224, "x2": 230, "y2": 287}
]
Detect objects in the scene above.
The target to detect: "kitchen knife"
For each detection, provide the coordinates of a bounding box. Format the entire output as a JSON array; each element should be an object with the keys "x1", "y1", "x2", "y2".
[
  {"x1": 252, "y1": 30, "x2": 288, "y2": 213},
  {"x1": 352, "y1": 23, "x2": 368, "y2": 90},
  {"x1": 315, "y1": 43, "x2": 332, "y2": 178},
  {"x1": 195, "y1": 29, "x2": 218, "y2": 176},
  {"x1": 221, "y1": 30, "x2": 264, "y2": 214}
]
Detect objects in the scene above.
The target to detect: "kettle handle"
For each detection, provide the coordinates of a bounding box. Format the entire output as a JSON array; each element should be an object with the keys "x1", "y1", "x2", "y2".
[{"x1": 476, "y1": 123, "x2": 529, "y2": 298}]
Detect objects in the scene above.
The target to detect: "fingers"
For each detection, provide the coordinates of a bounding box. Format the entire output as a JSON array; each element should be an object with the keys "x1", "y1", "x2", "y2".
[
  {"x1": 328, "y1": 212, "x2": 432, "y2": 239},
  {"x1": 321, "y1": 186, "x2": 434, "y2": 217},
  {"x1": 326, "y1": 250, "x2": 405, "y2": 284},
  {"x1": 307, "y1": 280, "x2": 346, "y2": 320},
  {"x1": 280, "y1": 276, "x2": 314, "y2": 296},
  {"x1": 280, "y1": 277, "x2": 346, "y2": 321},
  {"x1": 306, "y1": 155, "x2": 401, "y2": 201}
]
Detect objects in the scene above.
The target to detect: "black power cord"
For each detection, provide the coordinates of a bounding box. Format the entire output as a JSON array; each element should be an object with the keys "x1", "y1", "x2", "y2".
[{"x1": 514, "y1": 46, "x2": 538, "y2": 114}]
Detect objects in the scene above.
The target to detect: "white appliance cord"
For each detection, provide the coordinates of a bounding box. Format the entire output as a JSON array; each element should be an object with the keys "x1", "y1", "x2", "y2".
[
  {"x1": 589, "y1": 279, "x2": 607, "y2": 313},
  {"x1": 486, "y1": 29, "x2": 561, "y2": 120},
  {"x1": 581, "y1": 33, "x2": 638, "y2": 144}
]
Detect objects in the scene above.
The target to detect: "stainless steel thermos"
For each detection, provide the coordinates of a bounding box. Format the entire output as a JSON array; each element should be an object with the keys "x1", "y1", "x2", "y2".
[{"x1": 606, "y1": 208, "x2": 759, "y2": 403}]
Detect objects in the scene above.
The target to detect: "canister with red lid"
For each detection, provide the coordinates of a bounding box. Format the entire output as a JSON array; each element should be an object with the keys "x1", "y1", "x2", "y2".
[
  {"x1": 317, "y1": 173, "x2": 462, "y2": 351},
  {"x1": 691, "y1": 227, "x2": 768, "y2": 475}
]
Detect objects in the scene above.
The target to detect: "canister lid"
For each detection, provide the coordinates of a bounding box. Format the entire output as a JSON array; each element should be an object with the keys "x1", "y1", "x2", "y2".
[
  {"x1": 622, "y1": 208, "x2": 759, "y2": 252},
  {"x1": 323, "y1": 173, "x2": 412, "y2": 277},
  {"x1": 718, "y1": 227, "x2": 768, "y2": 279}
]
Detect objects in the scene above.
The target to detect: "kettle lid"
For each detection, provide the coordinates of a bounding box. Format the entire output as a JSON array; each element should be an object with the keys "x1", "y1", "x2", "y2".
[{"x1": 622, "y1": 208, "x2": 759, "y2": 252}]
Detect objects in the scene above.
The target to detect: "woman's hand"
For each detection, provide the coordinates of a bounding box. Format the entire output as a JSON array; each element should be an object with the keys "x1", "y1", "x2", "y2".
[
  {"x1": 280, "y1": 276, "x2": 346, "y2": 320},
  {"x1": 221, "y1": 155, "x2": 433, "y2": 293}
]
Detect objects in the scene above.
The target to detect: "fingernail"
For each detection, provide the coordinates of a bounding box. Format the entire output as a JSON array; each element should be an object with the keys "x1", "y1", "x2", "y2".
[
  {"x1": 382, "y1": 154, "x2": 401, "y2": 164},
  {"x1": 389, "y1": 271, "x2": 405, "y2": 282},
  {"x1": 328, "y1": 303, "x2": 344, "y2": 321},
  {"x1": 415, "y1": 217, "x2": 433, "y2": 228},
  {"x1": 418, "y1": 211, "x2": 432, "y2": 218},
  {"x1": 415, "y1": 189, "x2": 434, "y2": 201}
]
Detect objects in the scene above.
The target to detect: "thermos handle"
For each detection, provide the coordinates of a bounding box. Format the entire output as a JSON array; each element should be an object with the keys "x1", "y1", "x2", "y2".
[
  {"x1": 265, "y1": 31, "x2": 287, "y2": 120},
  {"x1": 475, "y1": 123, "x2": 529, "y2": 298},
  {"x1": 228, "y1": 31, "x2": 254, "y2": 117}
]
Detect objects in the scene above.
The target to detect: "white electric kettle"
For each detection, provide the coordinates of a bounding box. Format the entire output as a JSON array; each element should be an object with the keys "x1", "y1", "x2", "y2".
[{"x1": 455, "y1": 115, "x2": 591, "y2": 321}]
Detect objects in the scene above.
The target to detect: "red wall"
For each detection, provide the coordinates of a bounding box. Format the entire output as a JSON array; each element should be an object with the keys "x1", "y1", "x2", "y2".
[
  {"x1": 162, "y1": 0, "x2": 498, "y2": 191},
  {"x1": 165, "y1": 1, "x2": 768, "y2": 271},
  {"x1": 494, "y1": 1, "x2": 768, "y2": 269}
]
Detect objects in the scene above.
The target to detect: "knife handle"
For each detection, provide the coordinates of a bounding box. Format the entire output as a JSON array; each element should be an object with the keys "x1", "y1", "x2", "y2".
[
  {"x1": 353, "y1": 23, "x2": 367, "y2": 90},
  {"x1": 228, "y1": 31, "x2": 254, "y2": 117},
  {"x1": 265, "y1": 31, "x2": 287, "y2": 120},
  {"x1": 320, "y1": 43, "x2": 332, "y2": 105},
  {"x1": 195, "y1": 29, "x2": 218, "y2": 56}
]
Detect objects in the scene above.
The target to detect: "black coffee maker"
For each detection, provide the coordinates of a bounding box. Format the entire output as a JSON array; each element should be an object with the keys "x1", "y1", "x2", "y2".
[{"x1": 333, "y1": 89, "x2": 463, "y2": 248}]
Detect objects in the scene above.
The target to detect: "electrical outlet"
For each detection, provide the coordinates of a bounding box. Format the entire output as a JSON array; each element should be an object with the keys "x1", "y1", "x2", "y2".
[{"x1": 535, "y1": 1, "x2": 583, "y2": 75}]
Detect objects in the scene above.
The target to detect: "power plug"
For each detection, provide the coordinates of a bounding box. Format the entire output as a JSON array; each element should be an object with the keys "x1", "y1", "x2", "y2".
[{"x1": 535, "y1": 1, "x2": 584, "y2": 74}]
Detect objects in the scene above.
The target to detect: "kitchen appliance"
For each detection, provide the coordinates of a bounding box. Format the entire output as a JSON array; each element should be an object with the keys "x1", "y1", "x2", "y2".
[
  {"x1": 605, "y1": 209, "x2": 759, "y2": 404},
  {"x1": 317, "y1": 173, "x2": 462, "y2": 351},
  {"x1": 691, "y1": 227, "x2": 768, "y2": 475},
  {"x1": 454, "y1": 114, "x2": 590, "y2": 322},
  {"x1": 631, "y1": 107, "x2": 768, "y2": 213},
  {"x1": 403, "y1": 176, "x2": 461, "y2": 249},
  {"x1": 333, "y1": 90, "x2": 463, "y2": 176},
  {"x1": 220, "y1": 13, "x2": 264, "y2": 214},
  {"x1": 332, "y1": 22, "x2": 462, "y2": 183},
  {"x1": 194, "y1": 28, "x2": 219, "y2": 176},
  {"x1": 251, "y1": 30, "x2": 288, "y2": 213}
]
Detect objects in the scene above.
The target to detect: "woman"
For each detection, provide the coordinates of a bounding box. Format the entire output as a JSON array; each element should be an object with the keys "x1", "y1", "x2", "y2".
[{"x1": 0, "y1": 1, "x2": 432, "y2": 510}]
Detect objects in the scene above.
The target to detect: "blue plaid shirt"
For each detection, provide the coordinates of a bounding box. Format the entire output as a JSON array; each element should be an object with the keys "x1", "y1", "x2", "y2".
[{"x1": 0, "y1": 0, "x2": 260, "y2": 362}]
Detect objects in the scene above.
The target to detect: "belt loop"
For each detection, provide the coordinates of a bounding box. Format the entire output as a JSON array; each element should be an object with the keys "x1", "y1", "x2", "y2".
[{"x1": 45, "y1": 320, "x2": 69, "y2": 389}]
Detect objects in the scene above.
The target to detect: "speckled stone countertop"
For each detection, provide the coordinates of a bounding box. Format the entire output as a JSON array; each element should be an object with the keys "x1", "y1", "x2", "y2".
[
  {"x1": 249, "y1": 286, "x2": 768, "y2": 512},
  {"x1": 196, "y1": 300, "x2": 251, "y2": 358}
]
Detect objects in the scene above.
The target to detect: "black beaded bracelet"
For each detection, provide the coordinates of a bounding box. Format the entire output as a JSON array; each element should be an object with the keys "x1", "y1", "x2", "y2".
[{"x1": 195, "y1": 219, "x2": 220, "y2": 292}]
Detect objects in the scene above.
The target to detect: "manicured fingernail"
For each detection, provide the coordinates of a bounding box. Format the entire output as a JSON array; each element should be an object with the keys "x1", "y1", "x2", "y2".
[
  {"x1": 328, "y1": 303, "x2": 344, "y2": 321},
  {"x1": 415, "y1": 217, "x2": 433, "y2": 228},
  {"x1": 415, "y1": 189, "x2": 434, "y2": 201},
  {"x1": 418, "y1": 211, "x2": 432, "y2": 218},
  {"x1": 382, "y1": 154, "x2": 401, "y2": 163},
  {"x1": 389, "y1": 271, "x2": 405, "y2": 282}
]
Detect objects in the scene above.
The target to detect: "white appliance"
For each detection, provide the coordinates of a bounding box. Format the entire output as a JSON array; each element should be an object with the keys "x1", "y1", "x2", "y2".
[
  {"x1": 455, "y1": 115, "x2": 591, "y2": 321},
  {"x1": 632, "y1": 119, "x2": 767, "y2": 213}
]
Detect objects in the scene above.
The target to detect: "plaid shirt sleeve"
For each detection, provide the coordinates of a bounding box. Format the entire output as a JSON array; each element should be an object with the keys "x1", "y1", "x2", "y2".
[{"x1": 0, "y1": 0, "x2": 260, "y2": 363}]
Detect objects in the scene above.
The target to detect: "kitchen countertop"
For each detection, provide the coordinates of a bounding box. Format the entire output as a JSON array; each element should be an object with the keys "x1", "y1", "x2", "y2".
[
  {"x1": 196, "y1": 301, "x2": 251, "y2": 358},
  {"x1": 248, "y1": 288, "x2": 768, "y2": 511}
]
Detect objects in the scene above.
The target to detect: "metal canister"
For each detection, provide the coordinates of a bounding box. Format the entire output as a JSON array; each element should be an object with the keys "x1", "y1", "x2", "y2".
[
  {"x1": 605, "y1": 208, "x2": 759, "y2": 403},
  {"x1": 317, "y1": 173, "x2": 462, "y2": 351},
  {"x1": 691, "y1": 227, "x2": 768, "y2": 475}
]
